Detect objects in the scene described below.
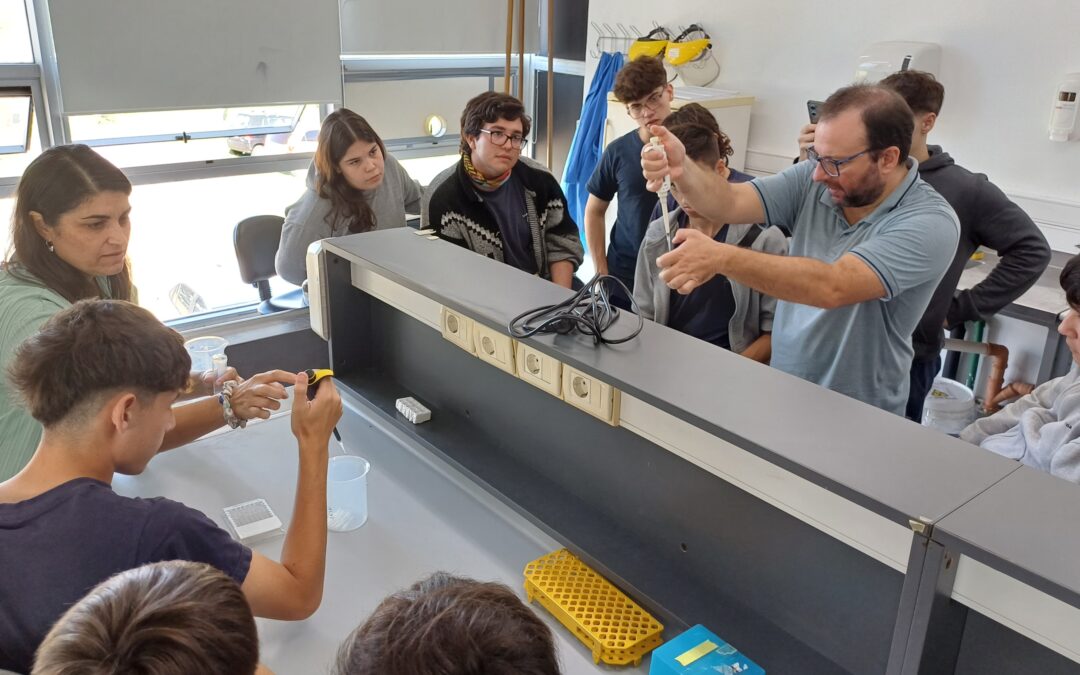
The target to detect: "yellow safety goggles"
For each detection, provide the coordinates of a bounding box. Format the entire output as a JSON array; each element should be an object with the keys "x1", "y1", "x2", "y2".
[
  {"x1": 665, "y1": 24, "x2": 712, "y2": 66},
  {"x1": 628, "y1": 27, "x2": 672, "y2": 62},
  {"x1": 665, "y1": 38, "x2": 711, "y2": 66}
]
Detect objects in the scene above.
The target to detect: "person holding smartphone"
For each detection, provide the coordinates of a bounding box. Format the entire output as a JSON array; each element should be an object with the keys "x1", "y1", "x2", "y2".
[{"x1": 795, "y1": 72, "x2": 1051, "y2": 421}]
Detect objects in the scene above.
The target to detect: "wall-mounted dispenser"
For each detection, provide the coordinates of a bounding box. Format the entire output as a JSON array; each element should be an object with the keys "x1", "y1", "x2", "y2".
[
  {"x1": 854, "y1": 41, "x2": 941, "y2": 83},
  {"x1": 1049, "y1": 73, "x2": 1080, "y2": 142}
]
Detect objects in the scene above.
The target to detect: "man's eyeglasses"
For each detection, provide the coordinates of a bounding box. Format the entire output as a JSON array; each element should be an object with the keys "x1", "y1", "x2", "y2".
[
  {"x1": 805, "y1": 147, "x2": 873, "y2": 177},
  {"x1": 626, "y1": 87, "x2": 667, "y2": 119},
  {"x1": 479, "y1": 128, "x2": 528, "y2": 150}
]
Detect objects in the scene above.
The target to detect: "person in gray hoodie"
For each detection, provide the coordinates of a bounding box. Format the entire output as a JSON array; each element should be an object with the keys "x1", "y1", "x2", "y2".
[
  {"x1": 634, "y1": 119, "x2": 787, "y2": 363},
  {"x1": 961, "y1": 255, "x2": 1080, "y2": 484},
  {"x1": 275, "y1": 109, "x2": 422, "y2": 285}
]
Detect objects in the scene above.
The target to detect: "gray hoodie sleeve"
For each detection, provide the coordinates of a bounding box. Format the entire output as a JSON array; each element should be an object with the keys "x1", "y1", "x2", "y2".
[
  {"x1": 754, "y1": 226, "x2": 789, "y2": 333},
  {"x1": 275, "y1": 163, "x2": 334, "y2": 286},
  {"x1": 386, "y1": 153, "x2": 423, "y2": 216},
  {"x1": 633, "y1": 220, "x2": 666, "y2": 321},
  {"x1": 960, "y1": 374, "x2": 1068, "y2": 444}
]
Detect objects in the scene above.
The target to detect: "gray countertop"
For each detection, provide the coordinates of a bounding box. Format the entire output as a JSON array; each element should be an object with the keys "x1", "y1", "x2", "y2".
[
  {"x1": 323, "y1": 230, "x2": 1020, "y2": 530},
  {"x1": 935, "y1": 464, "x2": 1080, "y2": 608},
  {"x1": 114, "y1": 396, "x2": 649, "y2": 675}
]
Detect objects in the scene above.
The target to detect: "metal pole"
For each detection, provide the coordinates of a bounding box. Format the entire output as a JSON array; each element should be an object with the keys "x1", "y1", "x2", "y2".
[
  {"x1": 546, "y1": 0, "x2": 554, "y2": 168},
  {"x1": 517, "y1": 0, "x2": 525, "y2": 100},
  {"x1": 504, "y1": 0, "x2": 513, "y2": 94}
]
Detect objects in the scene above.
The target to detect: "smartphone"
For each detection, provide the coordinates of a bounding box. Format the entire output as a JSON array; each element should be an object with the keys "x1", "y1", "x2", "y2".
[{"x1": 807, "y1": 99, "x2": 824, "y2": 124}]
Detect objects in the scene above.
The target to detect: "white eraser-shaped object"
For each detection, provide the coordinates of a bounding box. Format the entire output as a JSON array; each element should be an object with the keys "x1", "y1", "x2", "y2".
[{"x1": 395, "y1": 397, "x2": 431, "y2": 424}]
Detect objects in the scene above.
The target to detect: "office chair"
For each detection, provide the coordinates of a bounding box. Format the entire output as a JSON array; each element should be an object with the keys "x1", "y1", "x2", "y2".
[{"x1": 233, "y1": 215, "x2": 306, "y2": 314}]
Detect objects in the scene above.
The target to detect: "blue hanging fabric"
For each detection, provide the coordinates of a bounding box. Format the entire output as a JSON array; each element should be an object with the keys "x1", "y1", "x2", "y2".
[{"x1": 561, "y1": 51, "x2": 625, "y2": 254}]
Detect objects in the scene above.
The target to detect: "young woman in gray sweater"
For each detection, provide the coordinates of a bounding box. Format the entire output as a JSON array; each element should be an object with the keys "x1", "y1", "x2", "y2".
[{"x1": 275, "y1": 109, "x2": 422, "y2": 285}]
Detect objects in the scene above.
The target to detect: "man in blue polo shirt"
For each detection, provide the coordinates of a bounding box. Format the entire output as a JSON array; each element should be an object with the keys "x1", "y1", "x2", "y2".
[{"x1": 641, "y1": 84, "x2": 960, "y2": 415}]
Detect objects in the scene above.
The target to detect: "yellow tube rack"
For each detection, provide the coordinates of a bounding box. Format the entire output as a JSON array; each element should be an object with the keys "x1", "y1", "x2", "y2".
[{"x1": 524, "y1": 548, "x2": 664, "y2": 666}]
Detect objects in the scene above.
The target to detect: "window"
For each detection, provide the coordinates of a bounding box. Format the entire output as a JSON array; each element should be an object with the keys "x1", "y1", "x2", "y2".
[
  {"x1": 125, "y1": 170, "x2": 308, "y2": 321},
  {"x1": 0, "y1": 93, "x2": 39, "y2": 179},
  {"x1": 0, "y1": 88, "x2": 32, "y2": 154},
  {"x1": 0, "y1": 0, "x2": 33, "y2": 64},
  {"x1": 66, "y1": 104, "x2": 323, "y2": 167}
]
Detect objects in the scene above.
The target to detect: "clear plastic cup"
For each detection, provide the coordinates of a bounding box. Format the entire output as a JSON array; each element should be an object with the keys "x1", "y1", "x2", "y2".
[
  {"x1": 327, "y1": 455, "x2": 370, "y2": 532},
  {"x1": 184, "y1": 336, "x2": 228, "y2": 374}
]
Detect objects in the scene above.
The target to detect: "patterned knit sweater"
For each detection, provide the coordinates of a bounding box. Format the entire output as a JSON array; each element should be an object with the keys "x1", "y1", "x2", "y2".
[{"x1": 423, "y1": 156, "x2": 583, "y2": 279}]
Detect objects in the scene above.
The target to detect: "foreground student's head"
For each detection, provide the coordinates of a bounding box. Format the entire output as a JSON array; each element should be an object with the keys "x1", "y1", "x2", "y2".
[
  {"x1": 32, "y1": 561, "x2": 260, "y2": 675},
  {"x1": 8, "y1": 144, "x2": 134, "y2": 303},
  {"x1": 7, "y1": 299, "x2": 189, "y2": 473},
  {"x1": 1058, "y1": 255, "x2": 1080, "y2": 365},
  {"x1": 334, "y1": 572, "x2": 560, "y2": 675},
  {"x1": 459, "y1": 92, "x2": 531, "y2": 180}
]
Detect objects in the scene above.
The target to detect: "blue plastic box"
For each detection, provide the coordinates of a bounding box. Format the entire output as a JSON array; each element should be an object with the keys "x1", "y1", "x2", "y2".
[{"x1": 649, "y1": 624, "x2": 764, "y2": 675}]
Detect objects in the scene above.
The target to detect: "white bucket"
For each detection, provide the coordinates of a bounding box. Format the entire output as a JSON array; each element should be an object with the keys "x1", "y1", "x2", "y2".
[{"x1": 922, "y1": 377, "x2": 976, "y2": 436}]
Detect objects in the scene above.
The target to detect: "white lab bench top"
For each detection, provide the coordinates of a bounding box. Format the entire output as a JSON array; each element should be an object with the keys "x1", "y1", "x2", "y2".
[{"x1": 113, "y1": 392, "x2": 650, "y2": 675}]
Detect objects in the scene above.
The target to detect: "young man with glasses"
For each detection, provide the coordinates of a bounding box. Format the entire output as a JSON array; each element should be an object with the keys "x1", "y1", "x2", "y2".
[
  {"x1": 424, "y1": 92, "x2": 582, "y2": 288},
  {"x1": 585, "y1": 56, "x2": 674, "y2": 307},
  {"x1": 641, "y1": 84, "x2": 960, "y2": 416}
]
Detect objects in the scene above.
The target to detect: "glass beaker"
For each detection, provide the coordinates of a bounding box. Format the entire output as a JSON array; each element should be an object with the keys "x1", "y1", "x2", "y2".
[
  {"x1": 327, "y1": 455, "x2": 370, "y2": 532},
  {"x1": 184, "y1": 336, "x2": 228, "y2": 375}
]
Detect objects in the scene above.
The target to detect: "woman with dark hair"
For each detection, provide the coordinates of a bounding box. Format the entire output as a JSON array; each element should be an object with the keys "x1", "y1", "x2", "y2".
[
  {"x1": 275, "y1": 109, "x2": 422, "y2": 284},
  {"x1": 0, "y1": 145, "x2": 294, "y2": 481}
]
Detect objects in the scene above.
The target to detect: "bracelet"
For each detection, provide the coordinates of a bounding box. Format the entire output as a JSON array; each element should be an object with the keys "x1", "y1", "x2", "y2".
[{"x1": 219, "y1": 380, "x2": 247, "y2": 430}]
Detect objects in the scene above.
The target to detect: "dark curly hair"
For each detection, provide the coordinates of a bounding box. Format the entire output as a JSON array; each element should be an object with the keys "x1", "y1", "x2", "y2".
[{"x1": 459, "y1": 92, "x2": 531, "y2": 156}]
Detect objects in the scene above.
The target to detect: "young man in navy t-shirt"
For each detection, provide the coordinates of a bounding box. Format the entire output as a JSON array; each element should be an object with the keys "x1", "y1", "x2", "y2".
[
  {"x1": 0, "y1": 300, "x2": 342, "y2": 674},
  {"x1": 585, "y1": 56, "x2": 674, "y2": 309}
]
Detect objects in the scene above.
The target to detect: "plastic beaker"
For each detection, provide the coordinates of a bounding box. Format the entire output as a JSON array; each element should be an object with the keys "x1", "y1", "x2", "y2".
[
  {"x1": 327, "y1": 455, "x2": 370, "y2": 532},
  {"x1": 184, "y1": 336, "x2": 228, "y2": 374}
]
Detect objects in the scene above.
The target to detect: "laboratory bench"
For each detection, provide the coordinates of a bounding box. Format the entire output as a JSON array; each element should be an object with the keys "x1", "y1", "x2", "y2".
[{"x1": 127, "y1": 228, "x2": 1080, "y2": 674}]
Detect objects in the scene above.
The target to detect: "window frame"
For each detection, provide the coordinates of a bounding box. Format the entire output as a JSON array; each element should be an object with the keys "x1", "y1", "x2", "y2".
[
  {"x1": 0, "y1": 86, "x2": 33, "y2": 154},
  {"x1": 6, "y1": 10, "x2": 534, "y2": 324}
]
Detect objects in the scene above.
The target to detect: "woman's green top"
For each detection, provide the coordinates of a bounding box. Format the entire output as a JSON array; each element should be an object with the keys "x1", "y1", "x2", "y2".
[{"x1": 0, "y1": 268, "x2": 118, "y2": 481}]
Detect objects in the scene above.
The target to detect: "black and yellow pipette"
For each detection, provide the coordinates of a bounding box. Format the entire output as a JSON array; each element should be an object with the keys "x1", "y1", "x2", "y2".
[{"x1": 305, "y1": 368, "x2": 342, "y2": 443}]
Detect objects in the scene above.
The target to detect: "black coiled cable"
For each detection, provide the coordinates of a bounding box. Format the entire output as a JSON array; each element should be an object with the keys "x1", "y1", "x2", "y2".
[{"x1": 507, "y1": 275, "x2": 644, "y2": 345}]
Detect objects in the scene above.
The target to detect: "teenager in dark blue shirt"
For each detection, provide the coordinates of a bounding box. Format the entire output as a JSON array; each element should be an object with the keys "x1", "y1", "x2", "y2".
[
  {"x1": 585, "y1": 56, "x2": 674, "y2": 309},
  {"x1": 0, "y1": 300, "x2": 342, "y2": 674}
]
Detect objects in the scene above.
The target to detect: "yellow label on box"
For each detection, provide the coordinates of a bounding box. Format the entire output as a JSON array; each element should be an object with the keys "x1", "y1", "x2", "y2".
[{"x1": 675, "y1": 639, "x2": 718, "y2": 666}]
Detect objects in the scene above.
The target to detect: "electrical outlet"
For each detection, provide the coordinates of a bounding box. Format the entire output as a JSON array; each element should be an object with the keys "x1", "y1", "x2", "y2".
[
  {"x1": 441, "y1": 306, "x2": 474, "y2": 354},
  {"x1": 562, "y1": 366, "x2": 620, "y2": 425},
  {"x1": 516, "y1": 343, "x2": 562, "y2": 398},
  {"x1": 472, "y1": 323, "x2": 516, "y2": 375}
]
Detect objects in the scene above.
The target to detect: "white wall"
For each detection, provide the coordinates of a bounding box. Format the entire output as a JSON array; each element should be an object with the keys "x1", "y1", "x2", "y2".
[{"x1": 586, "y1": 2, "x2": 1080, "y2": 212}]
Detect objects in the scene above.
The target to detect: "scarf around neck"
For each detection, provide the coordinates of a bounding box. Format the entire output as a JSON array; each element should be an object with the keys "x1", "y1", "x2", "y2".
[{"x1": 463, "y1": 152, "x2": 512, "y2": 192}]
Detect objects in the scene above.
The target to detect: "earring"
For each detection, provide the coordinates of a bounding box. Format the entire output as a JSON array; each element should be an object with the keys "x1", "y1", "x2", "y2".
[{"x1": 45, "y1": 240, "x2": 55, "y2": 253}]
